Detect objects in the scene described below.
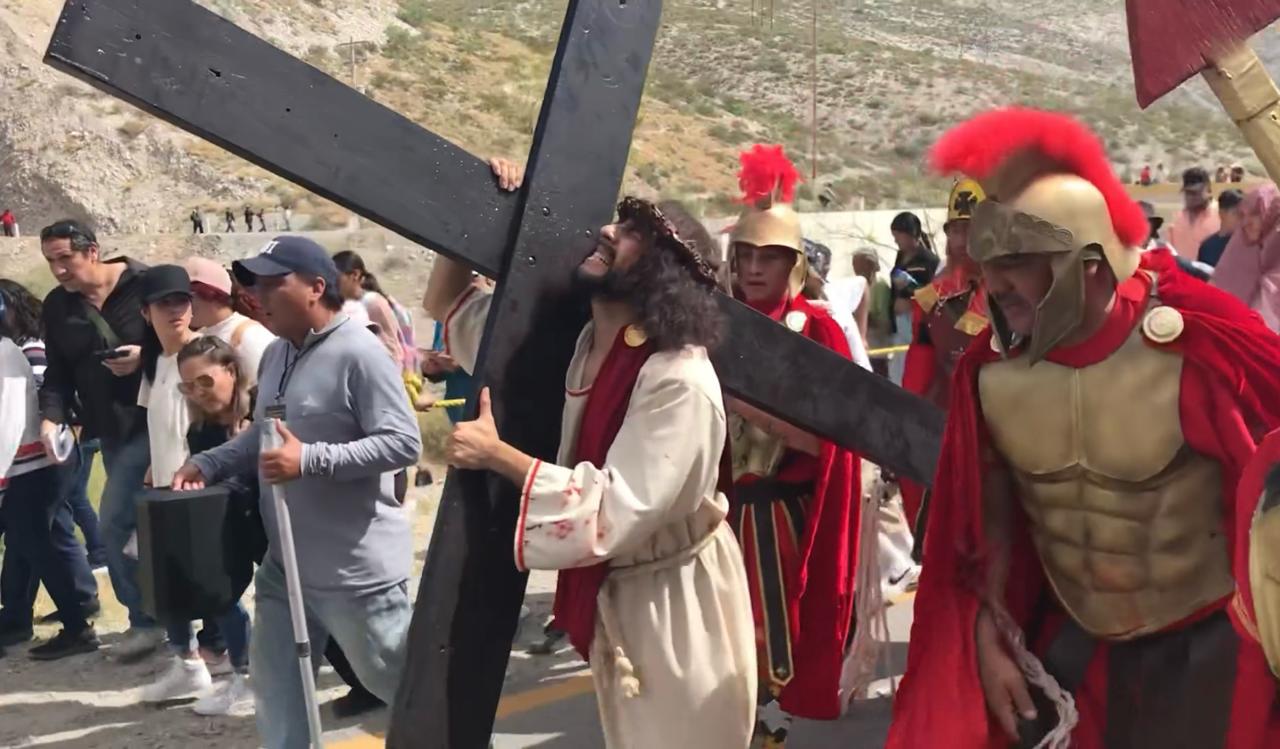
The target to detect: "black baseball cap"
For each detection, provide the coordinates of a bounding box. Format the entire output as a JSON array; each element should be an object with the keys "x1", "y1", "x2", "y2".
[
  {"x1": 1181, "y1": 167, "x2": 1210, "y2": 190},
  {"x1": 232, "y1": 236, "x2": 339, "y2": 289},
  {"x1": 1138, "y1": 200, "x2": 1164, "y2": 234},
  {"x1": 140, "y1": 264, "x2": 192, "y2": 305}
]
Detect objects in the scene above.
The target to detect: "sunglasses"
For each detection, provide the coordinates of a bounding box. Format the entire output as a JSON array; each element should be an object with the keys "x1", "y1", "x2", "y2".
[{"x1": 178, "y1": 374, "x2": 217, "y2": 395}]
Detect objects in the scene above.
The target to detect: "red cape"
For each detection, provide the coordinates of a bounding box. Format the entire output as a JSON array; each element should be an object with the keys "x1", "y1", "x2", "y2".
[
  {"x1": 887, "y1": 251, "x2": 1280, "y2": 748},
  {"x1": 736, "y1": 295, "x2": 860, "y2": 719},
  {"x1": 783, "y1": 297, "x2": 860, "y2": 719}
]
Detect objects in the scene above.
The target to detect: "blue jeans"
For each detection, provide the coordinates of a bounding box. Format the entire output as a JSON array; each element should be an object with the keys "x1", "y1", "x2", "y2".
[
  {"x1": 888, "y1": 310, "x2": 914, "y2": 386},
  {"x1": 167, "y1": 602, "x2": 251, "y2": 669},
  {"x1": 69, "y1": 439, "x2": 106, "y2": 566},
  {"x1": 98, "y1": 430, "x2": 156, "y2": 629},
  {"x1": 0, "y1": 456, "x2": 98, "y2": 633},
  {"x1": 252, "y1": 558, "x2": 411, "y2": 748}
]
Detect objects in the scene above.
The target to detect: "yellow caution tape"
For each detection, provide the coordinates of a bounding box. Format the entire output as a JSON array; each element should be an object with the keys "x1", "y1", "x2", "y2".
[
  {"x1": 429, "y1": 398, "x2": 468, "y2": 409},
  {"x1": 866, "y1": 344, "x2": 910, "y2": 357}
]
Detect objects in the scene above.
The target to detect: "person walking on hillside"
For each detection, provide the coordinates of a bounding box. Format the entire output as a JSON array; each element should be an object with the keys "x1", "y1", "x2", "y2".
[
  {"x1": 1, "y1": 209, "x2": 16, "y2": 238},
  {"x1": 190, "y1": 209, "x2": 205, "y2": 235},
  {"x1": 37, "y1": 220, "x2": 163, "y2": 660},
  {"x1": 225, "y1": 209, "x2": 236, "y2": 234},
  {"x1": 256, "y1": 210, "x2": 267, "y2": 233},
  {"x1": 243, "y1": 206, "x2": 254, "y2": 233}
]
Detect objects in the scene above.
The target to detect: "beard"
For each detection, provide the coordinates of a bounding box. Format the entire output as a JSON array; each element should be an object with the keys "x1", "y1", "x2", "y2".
[{"x1": 573, "y1": 256, "x2": 644, "y2": 303}]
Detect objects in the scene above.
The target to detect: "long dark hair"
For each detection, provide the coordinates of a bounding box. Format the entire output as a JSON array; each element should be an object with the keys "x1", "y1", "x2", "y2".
[
  {"x1": 614, "y1": 238, "x2": 724, "y2": 353},
  {"x1": 890, "y1": 211, "x2": 934, "y2": 255},
  {"x1": 332, "y1": 250, "x2": 386, "y2": 295},
  {"x1": 140, "y1": 325, "x2": 163, "y2": 382},
  {"x1": 0, "y1": 279, "x2": 44, "y2": 344}
]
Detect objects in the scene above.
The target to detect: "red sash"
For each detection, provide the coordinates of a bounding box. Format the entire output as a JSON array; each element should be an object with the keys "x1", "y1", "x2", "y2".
[{"x1": 552, "y1": 325, "x2": 655, "y2": 659}]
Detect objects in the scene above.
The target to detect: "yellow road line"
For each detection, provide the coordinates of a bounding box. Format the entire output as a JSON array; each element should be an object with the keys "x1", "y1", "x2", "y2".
[
  {"x1": 329, "y1": 734, "x2": 384, "y2": 749},
  {"x1": 329, "y1": 593, "x2": 915, "y2": 749},
  {"x1": 890, "y1": 589, "x2": 917, "y2": 606},
  {"x1": 326, "y1": 672, "x2": 595, "y2": 748},
  {"x1": 496, "y1": 672, "x2": 595, "y2": 718}
]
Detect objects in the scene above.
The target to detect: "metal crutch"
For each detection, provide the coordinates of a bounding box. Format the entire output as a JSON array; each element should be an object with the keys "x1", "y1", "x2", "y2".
[{"x1": 263, "y1": 417, "x2": 325, "y2": 747}]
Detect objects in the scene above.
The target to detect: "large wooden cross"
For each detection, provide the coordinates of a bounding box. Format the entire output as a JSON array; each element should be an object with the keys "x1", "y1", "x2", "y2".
[{"x1": 44, "y1": 1, "x2": 943, "y2": 745}]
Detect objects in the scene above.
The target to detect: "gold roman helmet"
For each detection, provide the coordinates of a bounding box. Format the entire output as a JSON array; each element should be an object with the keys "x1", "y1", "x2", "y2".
[
  {"x1": 944, "y1": 177, "x2": 986, "y2": 227},
  {"x1": 931, "y1": 109, "x2": 1149, "y2": 363},
  {"x1": 729, "y1": 144, "x2": 807, "y2": 296}
]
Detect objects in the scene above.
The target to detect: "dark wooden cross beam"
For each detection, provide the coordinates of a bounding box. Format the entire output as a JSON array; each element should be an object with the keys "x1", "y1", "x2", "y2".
[{"x1": 45, "y1": 1, "x2": 944, "y2": 745}]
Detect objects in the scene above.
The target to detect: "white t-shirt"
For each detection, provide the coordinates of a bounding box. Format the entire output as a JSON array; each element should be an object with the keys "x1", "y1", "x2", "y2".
[
  {"x1": 138, "y1": 353, "x2": 191, "y2": 487},
  {"x1": 200, "y1": 312, "x2": 275, "y2": 382},
  {"x1": 343, "y1": 300, "x2": 371, "y2": 327},
  {"x1": 824, "y1": 276, "x2": 872, "y2": 371}
]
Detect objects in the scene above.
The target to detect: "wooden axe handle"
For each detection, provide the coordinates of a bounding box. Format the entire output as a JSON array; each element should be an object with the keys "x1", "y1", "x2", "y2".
[{"x1": 1204, "y1": 43, "x2": 1280, "y2": 184}]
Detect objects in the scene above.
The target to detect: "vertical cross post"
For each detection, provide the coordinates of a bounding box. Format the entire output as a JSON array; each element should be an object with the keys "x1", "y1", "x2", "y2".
[{"x1": 387, "y1": 3, "x2": 665, "y2": 746}]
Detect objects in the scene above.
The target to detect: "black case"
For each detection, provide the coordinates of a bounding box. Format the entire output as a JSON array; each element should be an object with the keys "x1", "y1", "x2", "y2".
[{"x1": 136, "y1": 486, "x2": 238, "y2": 621}]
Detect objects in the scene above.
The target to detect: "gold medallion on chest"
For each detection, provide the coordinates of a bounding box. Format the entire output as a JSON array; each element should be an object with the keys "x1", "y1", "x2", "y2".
[
  {"x1": 623, "y1": 325, "x2": 648, "y2": 347},
  {"x1": 1141, "y1": 306, "x2": 1184, "y2": 344}
]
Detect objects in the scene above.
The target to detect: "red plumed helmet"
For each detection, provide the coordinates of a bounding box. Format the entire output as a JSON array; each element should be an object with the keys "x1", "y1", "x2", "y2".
[
  {"x1": 738, "y1": 144, "x2": 801, "y2": 207},
  {"x1": 929, "y1": 107, "x2": 1148, "y2": 249}
]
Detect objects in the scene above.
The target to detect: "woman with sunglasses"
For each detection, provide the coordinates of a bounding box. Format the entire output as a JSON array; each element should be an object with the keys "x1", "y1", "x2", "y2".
[{"x1": 172, "y1": 335, "x2": 263, "y2": 716}]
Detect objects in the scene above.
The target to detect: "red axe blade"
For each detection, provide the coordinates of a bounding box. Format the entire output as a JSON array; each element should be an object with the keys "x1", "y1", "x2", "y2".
[{"x1": 1128, "y1": 0, "x2": 1280, "y2": 107}]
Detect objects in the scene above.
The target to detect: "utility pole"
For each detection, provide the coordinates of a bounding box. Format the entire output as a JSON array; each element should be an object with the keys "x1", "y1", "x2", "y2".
[{"x1": 335, "y1": 38, "x2": 371, "y2": 89}]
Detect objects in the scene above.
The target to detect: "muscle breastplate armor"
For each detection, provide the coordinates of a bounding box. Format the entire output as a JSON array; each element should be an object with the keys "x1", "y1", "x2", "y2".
[
  {"x1": 978, "y1": 324, "x2": 1233, "y2": 640},
  {"x1": 729, "y1": 412, "x2": 786, "y2": 480}
]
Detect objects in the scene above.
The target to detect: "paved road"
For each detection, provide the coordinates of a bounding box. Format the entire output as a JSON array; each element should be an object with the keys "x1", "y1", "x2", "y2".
[
  {"x1": 329, "y1": 585, "x2": 913, "y2": 749},
  {"x1": 487, "y1": 588, "x2": 914, "y2": 748}
]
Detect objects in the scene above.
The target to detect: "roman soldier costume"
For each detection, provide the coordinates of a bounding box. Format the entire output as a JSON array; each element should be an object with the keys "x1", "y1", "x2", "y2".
[
  {"x1": 899, "y1": 178, "x2": 989, "y2": 533},
  {"x1": 726, "y1": 145, "x2": 859, "y2": 747},
  {"x1": 887, "y1": 108, "x2": 1280, "y2": 749}
]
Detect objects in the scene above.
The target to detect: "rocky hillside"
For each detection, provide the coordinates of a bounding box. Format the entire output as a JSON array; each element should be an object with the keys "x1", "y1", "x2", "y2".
[{"x1": 0, "y1": 0, "x2": 1271, "y2": 236}]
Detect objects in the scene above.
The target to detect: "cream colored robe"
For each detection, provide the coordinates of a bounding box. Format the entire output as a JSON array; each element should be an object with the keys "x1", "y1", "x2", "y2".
[
  {"x1": 446, "y1": 289, "x2": 756, "y2": 747},
  {"x1": 517, "y1": 326, "x2": 757, "y2": 748}
]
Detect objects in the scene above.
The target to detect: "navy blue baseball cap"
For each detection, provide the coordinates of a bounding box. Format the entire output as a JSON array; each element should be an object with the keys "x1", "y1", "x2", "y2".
[{"x1": 232, "y1": 236, "x2": 339, "y2": 289}]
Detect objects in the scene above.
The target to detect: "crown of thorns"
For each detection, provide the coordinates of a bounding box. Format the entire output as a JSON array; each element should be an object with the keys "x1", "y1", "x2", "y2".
[{"x1": 615, "y1": 197, "x2": 720, "y2": 289}]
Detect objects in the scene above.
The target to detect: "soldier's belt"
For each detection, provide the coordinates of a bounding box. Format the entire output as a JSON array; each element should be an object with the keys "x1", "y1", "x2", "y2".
[{"x1": 736, "y1": 479, "x2": 810, "y2": 505}]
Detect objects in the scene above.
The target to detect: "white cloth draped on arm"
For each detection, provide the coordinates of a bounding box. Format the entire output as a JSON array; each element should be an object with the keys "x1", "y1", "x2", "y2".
[{"x1": 441, "y1": 284, "x2": 493, "y2": 376}]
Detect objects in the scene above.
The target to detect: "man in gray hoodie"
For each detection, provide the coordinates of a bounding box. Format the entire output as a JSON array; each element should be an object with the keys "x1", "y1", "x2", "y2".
[{"x1": 173, "y1": 236, "x2": 421, "y2": 748}]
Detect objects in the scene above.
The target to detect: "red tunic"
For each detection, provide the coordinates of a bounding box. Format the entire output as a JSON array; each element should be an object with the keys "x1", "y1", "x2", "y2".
[
  {"x1": 729, "y1": 295, "x2": 860, "y2": 720},
  {"x1": 899, "y1": 269, "x2": 987, "y2": 525},
  {"x1": 887, "y1": 251, "x2": 1280, "y2": 748}
]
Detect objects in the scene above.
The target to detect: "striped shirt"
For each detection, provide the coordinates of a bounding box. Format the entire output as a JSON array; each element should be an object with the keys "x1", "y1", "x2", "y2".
[
  {"x1": 0, "y1": 337, "x2": 53, "y2": 488},
  {"x1": 20, "y1": 339, "x2": 46, "y2": 387}
]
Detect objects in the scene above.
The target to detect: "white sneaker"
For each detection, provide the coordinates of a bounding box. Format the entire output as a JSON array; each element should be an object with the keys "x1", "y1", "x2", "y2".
[
  {"x1": 112, "y1": 628, "x2": 166, "y2": 661},
  {"x1": 883, "y1": 564, "x2": 922, "y2": 600},
  {"x1": 192, "y1": 672, "x2": 254, "y2": 716},
  {"x1": 201, "y1": 649, "x2": 234, "y2": 677},
  {"x1": 140, "y1": 655, "x2": 213, "y2": 703}
]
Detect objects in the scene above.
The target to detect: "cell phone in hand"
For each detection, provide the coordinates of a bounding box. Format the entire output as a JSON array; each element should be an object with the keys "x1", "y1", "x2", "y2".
[{"x1": 95, "y1": 348, "x2": 128, "y2": 361}]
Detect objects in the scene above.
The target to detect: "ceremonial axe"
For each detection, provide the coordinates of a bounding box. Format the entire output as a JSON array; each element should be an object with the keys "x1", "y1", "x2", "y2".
[{"x1": 1128, "y1": 0, "x2": 1280, "y2": 182}]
